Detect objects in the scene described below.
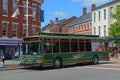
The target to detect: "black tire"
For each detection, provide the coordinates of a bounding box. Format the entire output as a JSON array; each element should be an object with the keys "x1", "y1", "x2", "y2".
[
  {"x1": 54, "y1": 58, "x2": 62, "y2": 68},
  {"x1": 92, "y1": 56, "x2": 98, "y2": 65},
  {"x1": 38, "y1": 63, "x2": 43, "y2": 70}
]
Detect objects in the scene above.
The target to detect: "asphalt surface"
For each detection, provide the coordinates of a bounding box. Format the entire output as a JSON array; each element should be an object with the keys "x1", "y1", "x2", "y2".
[
  {"x1": 1, "y1": 64, "x2": 120, "y2": 80},
  {"x1": 0, "y1": 58, "x2": 120, "y2": 71}
]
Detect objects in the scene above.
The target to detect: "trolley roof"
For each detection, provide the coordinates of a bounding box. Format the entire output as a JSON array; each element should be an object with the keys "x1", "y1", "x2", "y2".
[{"x1": 23, "y1": 32, "x2": 108, "y2": 40}]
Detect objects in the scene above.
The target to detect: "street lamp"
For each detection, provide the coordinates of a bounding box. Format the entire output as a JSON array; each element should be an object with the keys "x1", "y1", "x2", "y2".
[
  {"x1": 24, "y1": 0, "x2": 36, "y2": 36},
  {"x1": 26, "y1": 0, "x2": 29, "y2": 37},
  {"x1": 25, "y1": 0, "x2": 36, "y2": 36}
]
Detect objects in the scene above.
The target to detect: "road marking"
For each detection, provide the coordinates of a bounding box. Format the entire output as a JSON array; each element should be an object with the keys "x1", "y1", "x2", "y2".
[
  {"x1": 83, "y1": 66, "x2": 120, "y2": 70},
  {"x1": 74, "y1": 63, "x2": 120, "y2": 70}
]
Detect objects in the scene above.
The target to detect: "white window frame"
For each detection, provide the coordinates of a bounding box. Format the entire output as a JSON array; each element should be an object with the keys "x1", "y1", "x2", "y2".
[
  {"x1": 110, "y1": 7, "x2": 113, "y2": 18},
  {"x1": 32, "y1": 25, "x2": 37, "y2": 35},
  {"x1": 94, "y1": 12, "x2": 96, "y2": 22},
  {"x1": 94, "y1": 27, "x2": 96, "y2": 35},
  {"x1": 2, "y1": 22, "x2": 9, "y2": 37},
  {"x1": 23, "y1": 24, "x2": 27, "y2": 37},
  {"x1": 104, "y1": 25, "x2": 106, "y2": 37},
  {"x1": 104, "y1": 9, "x2": 106, "y2": 20},
  {"x1": 98, "y1": 11, "x2": 101, "y2": 21},
  {"x1": 32, "y1": 3, "x2": 37, "y2": 20},
  {"x1": 98, "y1": 26, "x2": 101, "y2": 36},
  {"x1": 3, "y1": 0, "x2": 8, "y2": 16},
  {"x1": 12, "y1": 23, "x2": 18, "y2": 38}
]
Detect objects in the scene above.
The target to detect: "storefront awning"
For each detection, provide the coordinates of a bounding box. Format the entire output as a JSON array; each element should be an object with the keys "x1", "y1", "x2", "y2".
[{"x1": 0, "y1": 41, "x2": 22, "y2": 46}]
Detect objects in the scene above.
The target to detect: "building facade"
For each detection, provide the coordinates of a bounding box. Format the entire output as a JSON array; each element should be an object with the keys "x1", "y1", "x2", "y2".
[
  {"x1": 0, "y1": 0, "x2": 44, "y2": 59},
  {"x1": 92, "y1": 0, "x2": 120, "y2": 37},
  {"x1": 63, "y1": 7, "x2": 92, "y2": 35},
  {"x1": 42, "y1": 16, "x2": 77, "y2": 33}
]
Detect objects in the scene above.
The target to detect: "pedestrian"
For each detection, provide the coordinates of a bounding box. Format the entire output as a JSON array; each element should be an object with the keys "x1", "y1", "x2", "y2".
[
  {"x1": 14, "y1": 50, "x2": 19, "y2": 58},
  {"x1": 0, "y1": 49, "x2": 5, "y2": 68},
  {"x1": 0, "y1": 49, "x2": 5, "y2": 63},
  {"x1": 113, "y1": 49, "x2": 118, "y2": 59},
  {"x1": 118, "y1": 46, "x2": 120, "y2": 56}
]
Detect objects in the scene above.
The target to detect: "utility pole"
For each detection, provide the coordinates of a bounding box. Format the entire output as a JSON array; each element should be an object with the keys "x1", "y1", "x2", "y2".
[{"x1": 26, "y1": 0, "x2": 29, "y2": 36}]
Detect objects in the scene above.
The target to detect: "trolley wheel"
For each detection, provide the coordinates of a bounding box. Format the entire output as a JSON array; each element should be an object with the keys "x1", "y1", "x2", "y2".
[
  {"x1": 92, "y1": 56, "x2": 98, "y2": 65},
  {"x1": 54, "y1": 58, "x2": 62, "y2": 68},
  {"x1": 38, "y1": 63, "x2": 43, "y2": 70}
]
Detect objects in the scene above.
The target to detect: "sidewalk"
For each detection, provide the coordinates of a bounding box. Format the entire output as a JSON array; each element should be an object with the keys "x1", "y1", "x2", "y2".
[
  {"x1": 90, "y1": 58, "x2": 120, "y2": 69},
  {"x1": 110, "y1": 58, "x2": 120, "y2": 63},
  {"x1": 0, "y1": 60, "x2": 25, "y2": 71}
]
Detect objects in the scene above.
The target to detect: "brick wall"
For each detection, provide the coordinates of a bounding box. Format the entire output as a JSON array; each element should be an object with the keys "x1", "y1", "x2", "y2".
[{"x1": 0, "y1": 0, "x2": 41, "y2": 38}]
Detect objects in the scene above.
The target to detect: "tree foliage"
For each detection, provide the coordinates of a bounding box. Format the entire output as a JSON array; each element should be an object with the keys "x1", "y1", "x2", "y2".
[{"x1": 108, "y1": 5, "x2": 120, "y2": 43}]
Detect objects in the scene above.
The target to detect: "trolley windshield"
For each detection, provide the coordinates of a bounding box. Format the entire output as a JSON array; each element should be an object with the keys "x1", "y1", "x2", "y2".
[{"x1": 23, "y1": 42, "x2": 41, "y2": 55}]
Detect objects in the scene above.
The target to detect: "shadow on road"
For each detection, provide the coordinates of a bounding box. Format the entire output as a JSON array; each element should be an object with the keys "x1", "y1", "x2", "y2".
[
  {"x1": 98, "y1": 61, "x2": 116, "y2": 65},
  {"x1": 23, "y1": 61, "x2": 117, "y2": 71},
  {"x1": 23, "y1": 63, "x2": 101, "y2": 70}
]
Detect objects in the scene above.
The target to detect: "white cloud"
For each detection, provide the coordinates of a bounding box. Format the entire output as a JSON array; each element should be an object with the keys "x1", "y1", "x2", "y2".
[
  {"x1": 72, "y1": 0, "x2": 81, "y2": 3},
  {"x1": 72, "y1": 0, "x2": 113, "y2": 7},
  {"x1": 51, "y1": 11, "x2": 69, "y2": 17}
]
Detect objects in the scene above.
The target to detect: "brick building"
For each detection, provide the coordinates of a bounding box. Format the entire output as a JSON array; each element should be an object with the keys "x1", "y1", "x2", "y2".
[
  {"x1": 42, "y1": 16, "x2": 77, "y2": 33},
  {"x1": 0, "y1": 0, "x2": 44, "y2": 59},
  {"x1": 63, "y1": 7, "x2": 92, "y2": 35}
]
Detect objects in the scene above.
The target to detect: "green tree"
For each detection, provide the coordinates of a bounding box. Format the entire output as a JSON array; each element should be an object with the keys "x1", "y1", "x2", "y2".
[{"x1": 108, "y1": 5, "x2": 120, "y2": 43}]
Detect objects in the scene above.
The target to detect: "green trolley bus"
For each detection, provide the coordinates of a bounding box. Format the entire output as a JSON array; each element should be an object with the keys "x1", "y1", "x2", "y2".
[{"x1": 20, "y1": 33, "x2": 109, "y2": 68}]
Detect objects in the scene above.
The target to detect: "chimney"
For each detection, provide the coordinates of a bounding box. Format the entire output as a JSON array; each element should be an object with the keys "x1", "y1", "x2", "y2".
[
  {"x1": 50, "y1": 20, "x2": 53, "y2": 24},
  {"x1": 55, "y1": 18, "x2": 58, "y2": 22},
  {"x1": 83, "y1": 7, "x2": 87, "y2": 16},
  {"x1": 91, "y1": 4, "x2": 96, "y2": 11}
]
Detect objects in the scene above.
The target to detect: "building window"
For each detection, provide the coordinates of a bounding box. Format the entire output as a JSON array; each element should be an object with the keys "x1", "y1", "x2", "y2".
[
  {"x1": 68, "y1": 28, "x2": 70, "y2": 33},
  {"x1": 84, "y1": 24, "x2": 86, "y2": 30},
  {"x1": 98, "y1": 11, "x2": 101, "y2": 21},
  {"x1": 12, "y1": 0, "x2": 19, "y2": 17},
  {"x1": 90, "y1": 23, "x2": 92, "y2": 28},
  {"x1": 77, "y1": 26, "x2": 79, "y2": 31},
  {"x1": 70, "y1": 27, "x2": 72, "y2": 32},
  {"x1": 3, "y1": 0, "x2": 8, "y2": 15},
  {"x1": 98, "y1": 26, "x2": 100, "y2": 36},
  {"x1": 12, "y1": 23, "x2": 17, "y2": 37},
  {"x1": 73, "y1": 27, "x2": 74, "y2": 33},
  {"x1": 2, "y1": 23, "x2": 8, "y2": 37},
  {"x1": 76, "y1": 26, "x2": 77, "y2": 31},
  {"x1": 90, "y1": 32, "x2": 91, "y2": 35},
  {"x1": 23, "y1": 1, "x2": 28, "y2": 18},
  {"x1": 70, "y1": 27, "x2": 71, "y2": 32},
  {"x1": 94, "y1": 27, "x2": 96, "y2": 35},
  {"x1": 104, "y1": 9, "x2": 106, "y2": 20},
  {"x1": 32, "y1": 3, "x2": 37, "y2": 19},
  {"x1": 76, "y1": 26, "x2": 78, "y2": 31},
  {"x1": 78, "y1": 25, "x2": 80, "y2": 31},
  {"x1": 70, "y1": 27, "x2": 73, "y2": 33},
  {"x1": 87, "y1": 23, "x2": 89, "y2": 29},
  {"x1": 104, "y1": 25, "x2": 106, "y2": 37},
  {"x1": 94, "y1": 12, "x2": 96, "y2": 22},
  {"x1": 23, "y1": 25, "x2": 27, "y2": 37},
  {"x1": 81, "y1": 25, "x2": 83, "y2": 30},
  {"x1": 110, "y1": 7, "x2": 113, "y2": 18}
]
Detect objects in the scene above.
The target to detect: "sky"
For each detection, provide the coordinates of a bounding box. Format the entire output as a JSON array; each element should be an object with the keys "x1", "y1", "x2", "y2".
[{"x1": 41, "y1": 0, "x2": 113, "y2": 27}]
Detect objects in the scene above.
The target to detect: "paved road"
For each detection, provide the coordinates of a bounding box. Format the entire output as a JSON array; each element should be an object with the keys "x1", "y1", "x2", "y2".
[{"x1": 1, "y1": 63, "x2": 120, "y2": 80}]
